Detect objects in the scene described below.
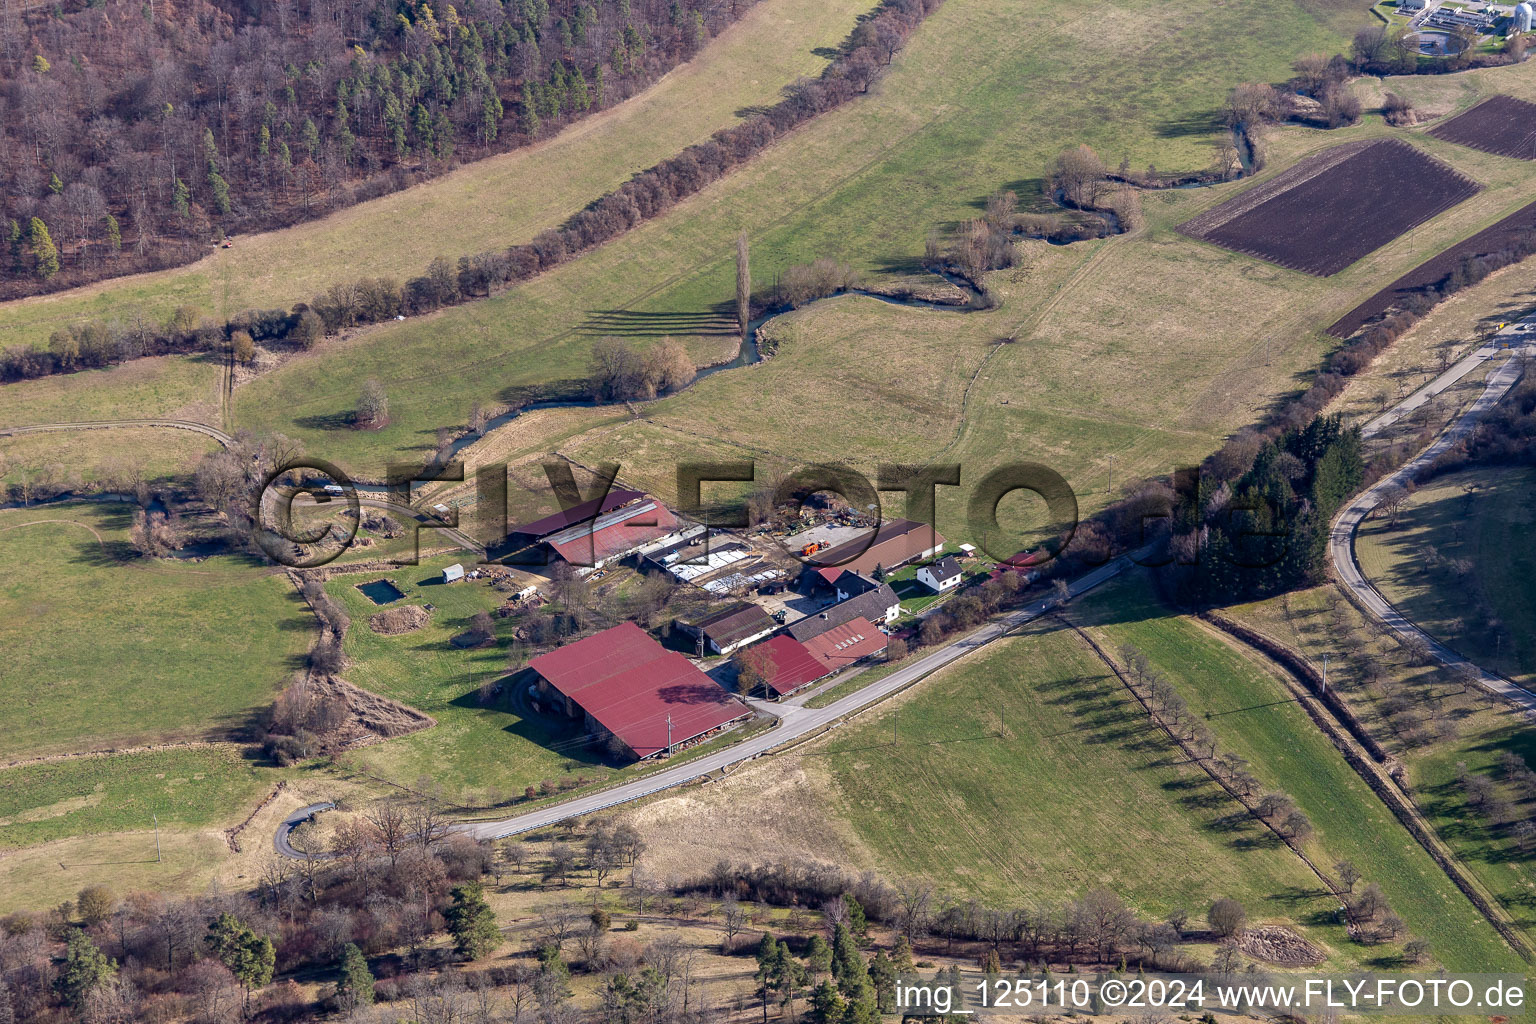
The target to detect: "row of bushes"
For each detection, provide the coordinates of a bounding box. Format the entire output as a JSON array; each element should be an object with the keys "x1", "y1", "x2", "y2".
[{"x1": 0, "y1": 0, "x2": 946, "y2": 387}]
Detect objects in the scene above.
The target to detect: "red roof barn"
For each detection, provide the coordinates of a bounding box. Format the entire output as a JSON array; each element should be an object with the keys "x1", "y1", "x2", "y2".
[
  {"x1": 799, "y1": 616, "x2": 888, "y2": 672},
  {"x1": 528, "y1": 623, "x2": 747, "y2": 759},
  {"x1": 739, "y1": 634, "x2": 831, "y2": 699},
  {"x1": 544, "y1": 500, "x2": 681, "y2": 568}
]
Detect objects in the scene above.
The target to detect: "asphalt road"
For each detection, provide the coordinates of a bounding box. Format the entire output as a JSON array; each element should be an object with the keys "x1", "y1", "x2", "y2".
[
  {"x1": 461, "y1": 553, "x2": 1138, "y2": 840},
  {"x1": 274, "y1": 801, "x2": 336, "y2": 858},
  {"x1": 1329, "y1": 337, "x2": 1536, "y2": 716}
]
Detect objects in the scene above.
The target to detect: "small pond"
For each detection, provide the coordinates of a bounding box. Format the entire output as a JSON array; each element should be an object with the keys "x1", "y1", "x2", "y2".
[{"x1": 357, "y1": 579, "x2": 407, "y2": 605}]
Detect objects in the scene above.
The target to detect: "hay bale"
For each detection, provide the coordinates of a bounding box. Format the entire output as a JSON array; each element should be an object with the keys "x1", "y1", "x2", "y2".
[{"x1": 369, "y1": 604, "x2": 430, "y2": 635}]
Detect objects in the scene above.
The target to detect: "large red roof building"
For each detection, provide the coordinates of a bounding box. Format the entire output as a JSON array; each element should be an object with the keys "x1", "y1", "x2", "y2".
[
  {"x1": 528, "y1": 623, "x2": 748, "y2": 760},
  {"x1": 543, "y1": 499, "x2": 682, "y2": 569}
]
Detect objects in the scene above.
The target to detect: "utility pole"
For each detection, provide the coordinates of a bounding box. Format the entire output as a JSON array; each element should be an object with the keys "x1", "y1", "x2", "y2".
[
  {"x1": 154, "y1": 814, "x2": 161, "y2": 863},
  {"x1": 893, "y1": 708, "x2": 898, "y2": 746},
  {"x1": 1107, "y1": 454, "x2": 1113, "y2": 496},
  {"x1": 666, "y1": 715, "x2": 673, "y2": 756},
  {"x1": 1321, "y1": 653, "x2": 1329, "y2": 698}
]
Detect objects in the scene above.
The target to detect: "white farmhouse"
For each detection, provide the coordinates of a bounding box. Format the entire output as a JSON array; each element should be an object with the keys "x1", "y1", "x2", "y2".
[{"x1": 917, "y1": 556, "x2": 963, "y2": 593}]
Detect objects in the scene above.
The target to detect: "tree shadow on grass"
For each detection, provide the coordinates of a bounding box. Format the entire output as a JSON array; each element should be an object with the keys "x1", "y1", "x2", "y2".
[
  {"x1": 1156, "y1": 109, "x2": 1226, "y2": 139},
  {"x1": 293, "y1": 411, "x2": 358, "y2": 432},
  {"x1": 580, "y1": 308, "x2": 738, "y2": 338}
]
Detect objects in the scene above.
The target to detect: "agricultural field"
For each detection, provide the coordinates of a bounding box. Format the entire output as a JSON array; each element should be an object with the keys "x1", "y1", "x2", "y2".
[
  {"x1": 227, "y1": 0, "x2": 1357, "y2": 475},
  {"x1": 0, "y1": 746, "x2": 268, "y2": 851},
  {"x1": 1178, "y1": 139, "x2": 1480, "y2": 276},
  {"x1": 1073, "y1": 575, "x2": 1526, "y2": 972},
  {"x1": 0, "y1": 502, "x2": 312, "y2": 761},
  {"x1": 1357, "y1": 466, "x2": 1536, "y2": 688},
  {"x1": 0, "y1": 0, "x2": 875, "y2": 355},
  {"x1": 633, "y1": 619, "x2": 1370, "y2": 950},
  {"x1": 1429, "y1": 94, "x2": 1536, "y2": 159},
  {"x1": 1329, "y1": 193, "x2": 1536, "y2": 336}
]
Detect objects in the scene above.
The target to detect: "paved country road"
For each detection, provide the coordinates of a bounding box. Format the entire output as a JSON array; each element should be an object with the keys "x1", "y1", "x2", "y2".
[
  {"x1": 275, "y1": 802, "x2": 336, "y2": 858},
  {"x1": 459, "y1": 554, "x2": 1137, "y2": 840},
  {"x1": 1329, "y1": 334, "x2": 1536, "y2": 717}
]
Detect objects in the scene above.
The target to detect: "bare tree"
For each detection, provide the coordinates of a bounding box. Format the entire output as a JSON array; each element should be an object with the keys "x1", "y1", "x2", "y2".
[
  {"x1": 365, "y1": 799, "x2": 409, "y2": 867},
  {"x1": 720, "y1": 894, "x2": 747, "y2": 950}
]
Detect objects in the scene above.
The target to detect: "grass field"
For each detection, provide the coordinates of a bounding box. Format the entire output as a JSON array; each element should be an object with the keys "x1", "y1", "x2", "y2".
[
  {"x1": 226, "y1": 0, "x2": 1353, "y2": 473},
  {"x1": 0, "y1": 746, "x2": 268, "y2": 850},
  {"x1": 1357, "y1": 466, "x2": 1536, "y2": 687},
  {"x1": 0, "y1": 355, "x2": 224, "y2": 429},
  {"x1": 0, "y1": 502, "x2": 312, "y2": 760},
  {"x1": 0, "y1": 0, "x2": 874, "y2": 354},
  {"x1": 1073, "y1": 575, "x2": 1525, "y2": 972},
  {"x1": 324, "y1": 555, "x2": 620, "y2": 805},
  {"x1": 0, "y1": 427, "x2": 220, "y2": 491},
  {"x1": 809, "y1": 621, "x2": 1355, "y2": 950},
  {"x1": 1226, "y1": 584, "x2": 1536, "y2": 949}
]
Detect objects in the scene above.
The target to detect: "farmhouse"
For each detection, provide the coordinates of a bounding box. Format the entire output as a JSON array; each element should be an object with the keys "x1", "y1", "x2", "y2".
[
  {"x1": 800, "y1": 617, "x2": 888, "y2": 672},
  {"x1": 917, "y1": 556, "x2": 963, "y2": 593},
  {"x1": 677, "y1": 602, "x2": 778, "y2": 656},
  {"x1": 527, "y1": 623, "x2": 748, "y2": 760},
  {"x1": 806, "y1": 518, "x2": 945, "y2": 579},
  {"x1": 739, "y1": 634, "x2": 832, "y2": 698},
  {"x1": 788, "y1": 581, "x2": 900, "y2": 642}
]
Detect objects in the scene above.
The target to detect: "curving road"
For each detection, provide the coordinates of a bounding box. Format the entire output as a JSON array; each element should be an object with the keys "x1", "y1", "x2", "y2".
[
  {"x1": 1329, "y1": 333, "x2": 1536, "y2": 716},
  {"x1": 274, "y1": 801, "x2": 336, "y2": 858}
]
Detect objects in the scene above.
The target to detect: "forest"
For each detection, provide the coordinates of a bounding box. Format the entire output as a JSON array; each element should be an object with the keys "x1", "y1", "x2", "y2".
[{"x1": 0, "y1": 0, "x2": 750, "y2": 298}]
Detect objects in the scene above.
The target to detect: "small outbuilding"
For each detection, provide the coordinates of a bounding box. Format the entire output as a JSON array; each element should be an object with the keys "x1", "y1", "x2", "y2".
[
  {"x1": 917, "y1": 556, "x2": 963, "y2": 593},
  {"x1": 443, "y1": 563, "x2": 465, "y2": 583}
]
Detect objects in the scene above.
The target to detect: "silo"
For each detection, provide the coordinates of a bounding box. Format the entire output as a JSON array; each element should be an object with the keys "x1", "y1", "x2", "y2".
[{"x1": 1515, "y1": 1, "x2": 1533, "y2": 34}]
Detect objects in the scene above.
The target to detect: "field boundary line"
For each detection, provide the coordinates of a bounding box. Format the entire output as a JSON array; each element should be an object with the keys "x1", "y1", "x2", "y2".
[
  {"x1": 1198, "y1": 612, "x2": 1535, "y2": 962},
  {"x1": 0, "y1": 739, "x2": 228, "y2": 772}
]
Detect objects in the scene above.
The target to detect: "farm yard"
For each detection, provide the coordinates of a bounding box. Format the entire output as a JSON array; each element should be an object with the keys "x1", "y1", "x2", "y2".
[
  {"x1": 9, "y1": 0, "x2": 1536, "y2": 1003},
  {"x1": 1429, "y1": 93, "x2": 1536, "y2": 159},
  {"x1": 1177, "y1": 139, "x2": 1481, "y2": 276},
  {"x1": 321, "y1": 555, "x2": 624, "y2": 805}
]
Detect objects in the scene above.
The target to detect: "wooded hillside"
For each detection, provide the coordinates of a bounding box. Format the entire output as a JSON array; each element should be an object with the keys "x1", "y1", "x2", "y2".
[{"x1": 0, "y1": 0, "x2": 752, "y2": 298}]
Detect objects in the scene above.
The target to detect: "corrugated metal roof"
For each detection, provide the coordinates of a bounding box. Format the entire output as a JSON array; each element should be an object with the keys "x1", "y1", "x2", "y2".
[
  {"x1": 786, "y1": 583, "x2": 899, "y2": 642},
  {"x1": 529, "y1": 623, "x2": 746, "y2": 758},
  {"x1": 547, "y1": 502, "x2": 681, "y2": 566},
  {"x1": 692, "y1": 602, "x2": 777, "y2": 648},
  {"x1": 810, "y1": 518, "x2": 945, "y2": 576},
  {"x1": 743, "y1": 635, "x2": 831, "y2": 698},
  {"x1": 512, "y1": 489, "x2": 646, "y2": 539},
  {"x1": 800, "y1": 617, "x2": 887, "y2": 671}
]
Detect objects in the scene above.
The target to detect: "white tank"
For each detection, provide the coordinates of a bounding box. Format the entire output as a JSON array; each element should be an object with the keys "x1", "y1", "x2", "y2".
[{"x1": 1515, "y1": 1, "x2": 1533, "y2": 33}]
